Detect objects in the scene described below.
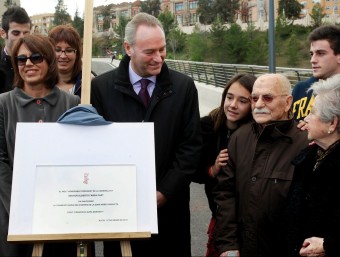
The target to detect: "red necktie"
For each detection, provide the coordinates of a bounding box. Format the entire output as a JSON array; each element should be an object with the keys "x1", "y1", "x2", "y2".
[{"x1": 139, "y1": 79, "x2": 150, "y2": 107}]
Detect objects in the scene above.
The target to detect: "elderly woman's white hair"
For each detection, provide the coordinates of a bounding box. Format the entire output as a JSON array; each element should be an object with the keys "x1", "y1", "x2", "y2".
[{"x1": 309, "y1": 74, "x2": 340, "y2": 133}]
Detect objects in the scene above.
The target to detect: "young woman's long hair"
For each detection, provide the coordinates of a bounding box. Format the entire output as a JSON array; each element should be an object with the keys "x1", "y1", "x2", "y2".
[{"x1": 211, "y1": 73, "x2": 257, "y2": 131}]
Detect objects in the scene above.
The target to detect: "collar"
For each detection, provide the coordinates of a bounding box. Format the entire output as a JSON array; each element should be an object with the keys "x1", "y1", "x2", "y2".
[
  {"x1": 1, "y1": 49, "x2": 12, "y2": 66},
  {"x1": 252, "y1": 119, "x2": 294, "y2": 143},
  {"x1": 117, "y1": 54, "x2": 171, "y2": 90},
  {"x1": 292, "y1": 140, "x2": 340, "y2": 168},
  {"x1": 4, "y1": 47, "x2": 9, "y2": 56},
  {"x1": 13, "y1": 86, "x2": 61, "y2": 107},
  {"x1": 128, "y1": 62, "x2": 156, "y2": 85}
]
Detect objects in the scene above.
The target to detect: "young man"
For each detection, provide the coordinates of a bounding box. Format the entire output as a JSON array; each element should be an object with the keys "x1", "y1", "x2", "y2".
[
  {"x1": 91, "y1": 13, "x2": 201, "y2": 257},
  {"x1": 0, "y1": 6, "x2": 31, "y2": 93},
  {"x1": 292, "y1": 25, "x2": 340, "y2": 121}
]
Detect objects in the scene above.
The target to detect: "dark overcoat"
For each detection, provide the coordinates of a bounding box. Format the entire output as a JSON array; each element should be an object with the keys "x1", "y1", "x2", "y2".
[
  {"x1": 91, "y1": 55, "x2": 202, "y2": 257},
  {"x1": 214, "y1": 120, "x2": 308, "y2": 257},
  {"x1": 286, "y1": 142, "x2": 340, "y2": 257}
]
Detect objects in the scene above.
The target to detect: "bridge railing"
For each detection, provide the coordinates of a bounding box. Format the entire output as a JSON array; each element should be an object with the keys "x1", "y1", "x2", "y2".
[{"x1": 165, "y1": 59, "x2": 312, "y2": 88}]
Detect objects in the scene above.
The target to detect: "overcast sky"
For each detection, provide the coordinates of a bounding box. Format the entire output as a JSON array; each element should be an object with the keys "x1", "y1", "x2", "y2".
[{"x1": 20, "y1": 0, "x2": 126, "y2": 18}]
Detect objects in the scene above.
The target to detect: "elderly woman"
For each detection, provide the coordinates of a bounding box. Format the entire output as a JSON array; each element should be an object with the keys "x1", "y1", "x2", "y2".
[
  {"x1": 287, "y1": 74, "x2": 340, "y2": 257},
  {"x1": 0, "y1": 34, "x2": 79, "y2": 256}
]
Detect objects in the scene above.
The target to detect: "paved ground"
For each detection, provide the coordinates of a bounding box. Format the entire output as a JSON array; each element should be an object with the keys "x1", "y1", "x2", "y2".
[{"x1": 91, "y1": 58, "x2": 211, "y2": 257}]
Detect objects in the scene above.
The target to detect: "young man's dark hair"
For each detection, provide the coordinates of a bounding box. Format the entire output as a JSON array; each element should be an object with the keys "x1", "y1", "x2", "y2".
[
  {"x1": 292, "y1": 25, "x2": 340, "y2": 121},
  {"x1": 0, "y1": 6, "x2": 31, "y2": 93},
  {"x1": 1, "y1": 6, "x2": 31, "y2": 33},
  {"x1": 308, "y1": 25, "x2": 340, "y2": 55}
]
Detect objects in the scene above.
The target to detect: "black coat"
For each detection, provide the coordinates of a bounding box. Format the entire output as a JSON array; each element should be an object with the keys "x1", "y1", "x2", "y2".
[
  {"x1": 193, "y1": 115, "x2": 232, "y2": 215},
  {"x1": 286, "y1": 141, "x2": 340, "y2": 257},
  {"x1": 0, "y1": 49, "x2": 14, "y2": 94},
  {"x1": 214, "y1": 120, "x2": 308, "y2": 257},
  {"x1": 91, "y1": 55, "x2": 201, "y2": 257}
]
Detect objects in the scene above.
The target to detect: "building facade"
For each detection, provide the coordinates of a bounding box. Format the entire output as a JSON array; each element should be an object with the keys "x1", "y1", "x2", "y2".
[
  {"x1": 93, "y1": 0, "x2": 282, "y2": 32},
  {"x1": 299, "y1": 0, "x2": 339, "y2": 18},
  {"x1": 30, "y1": 13, "x2": 54, "y2": 35}
]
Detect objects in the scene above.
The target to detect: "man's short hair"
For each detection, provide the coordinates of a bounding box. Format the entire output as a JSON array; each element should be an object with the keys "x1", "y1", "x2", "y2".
[
  {"x1": 308, "y1": 25, "x2": 340, "y2": 55},
  {"x1": 256, "y1": 73, "x2": 292, "y2": 95},
  {"x1": 124, "y1": 12, "x2": 163, "y2": 46},
  {"x1": 1, "y1": 6, "x2": 31, "y2": 33}
]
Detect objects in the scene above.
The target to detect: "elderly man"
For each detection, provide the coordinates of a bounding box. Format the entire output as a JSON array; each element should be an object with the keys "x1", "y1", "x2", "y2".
[{"x1": 214, "y1": 74, "x2": 309, "y2": 257}]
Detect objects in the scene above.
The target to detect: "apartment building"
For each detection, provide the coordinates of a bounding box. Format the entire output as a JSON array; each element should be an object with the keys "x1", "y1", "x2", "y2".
[
  {"x1": 30, "y1": 13, "x2": 54, "y2": 35},
  {"x1": 93, "y1": 0, "x2": 283, "y2": 32},
  {"x1": 299, "y1": 0, "x2": 339, "y2": 18}
]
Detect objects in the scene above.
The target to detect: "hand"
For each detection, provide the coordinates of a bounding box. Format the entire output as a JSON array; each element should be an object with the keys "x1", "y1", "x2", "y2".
[
  {"x1": 297, "y1": 120, "x2": 308, "y2": 131},
  {"x1": 299, "y1": 237, "x2": 325, "y2": 257},
  {"x1": 156, "y1": 191, "x2": 167, "y2": 208},
  {"x1": 211, "y1": 148, "x2": 229, "y2": 177},
  {"x1": 220, "y1": 250, "x2": 240, "y2": 257},
  {"x1": 297, "y1": 120, "x2": 316, "y2": 146}
]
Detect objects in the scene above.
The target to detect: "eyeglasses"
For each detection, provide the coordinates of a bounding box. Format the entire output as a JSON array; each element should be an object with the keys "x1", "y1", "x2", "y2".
[
  {"x1": 249, "y1": 94, "x2": 287, "y2": 104},
  {"x1": 55, "y1": 48, "x2": 77, "y2": 56},
  {"x1": 16, "y1": 53, "x2": 44, "y2": 66}
]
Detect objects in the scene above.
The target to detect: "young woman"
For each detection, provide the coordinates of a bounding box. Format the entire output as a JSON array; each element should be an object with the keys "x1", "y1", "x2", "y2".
[
  {"x1": 194, "y1": 73, "x2": 257, "y2": 257},
  {"x1": 48, "y1": 24, "x2": 83, "y2": 96}
]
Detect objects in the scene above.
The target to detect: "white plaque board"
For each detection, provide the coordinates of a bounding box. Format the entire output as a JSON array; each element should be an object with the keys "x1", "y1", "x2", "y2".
[
  {"x1": 33, "y1": 165, "x2": 137, "y2": 234},
  {"x1": 9, "y1": 123, "x2": 157, "y2": 235}
]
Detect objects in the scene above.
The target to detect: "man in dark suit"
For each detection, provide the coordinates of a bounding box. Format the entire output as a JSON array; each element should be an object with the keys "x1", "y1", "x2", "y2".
[
  {"x1": 0, "y1": 6, "x2": 31, "y2": 93},
  {"x1": 91, "y1": 12, "x2": 201, "y2": 257}
]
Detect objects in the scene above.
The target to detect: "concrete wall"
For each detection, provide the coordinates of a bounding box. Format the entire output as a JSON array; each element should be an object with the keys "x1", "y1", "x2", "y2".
[{"x1": 196, "y1": 81, "x2": 224, "y2": 117}]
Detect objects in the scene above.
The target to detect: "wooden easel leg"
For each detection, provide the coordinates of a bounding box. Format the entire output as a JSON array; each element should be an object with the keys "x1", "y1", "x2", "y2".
[
  {"x1": 120, "y1": 241, "x2": 132, "y2": 257},
  {"x1": 32, "y1": 243, "x2": 44, "y2": 257},
  {"x1": 77, "y1": 242, "x2": 88, "y2": 257}
]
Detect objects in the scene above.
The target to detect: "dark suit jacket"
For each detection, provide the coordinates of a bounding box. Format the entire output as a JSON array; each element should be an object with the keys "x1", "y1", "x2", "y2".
[{"x1": 0, "y1": 49, "x2": 14, "y2": 94}]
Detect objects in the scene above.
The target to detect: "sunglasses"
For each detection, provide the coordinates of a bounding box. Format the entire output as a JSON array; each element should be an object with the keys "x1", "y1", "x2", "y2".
[
  {"x1": 16, "y1": 53, "x2": 44, "y2": 66},
  {"x1": 249, "y1": 94, "x2": 287, "y2": 104}
]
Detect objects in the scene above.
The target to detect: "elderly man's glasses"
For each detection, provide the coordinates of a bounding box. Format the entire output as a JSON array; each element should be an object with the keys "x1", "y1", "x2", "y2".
[
  {"x1": 16, "y1": 53, "x2": 44, "y2": 66},
  {"x1": 55, "y1": 48, "x2": 77, "y2": 56},
  {"x1": 249, "y1": 94, "x2": 287, "y2": 104}
]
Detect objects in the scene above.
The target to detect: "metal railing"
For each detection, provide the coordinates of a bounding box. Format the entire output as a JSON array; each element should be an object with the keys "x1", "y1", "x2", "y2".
[{"x1": 165, "y1": 59, "x2": 312, "y2": 88}]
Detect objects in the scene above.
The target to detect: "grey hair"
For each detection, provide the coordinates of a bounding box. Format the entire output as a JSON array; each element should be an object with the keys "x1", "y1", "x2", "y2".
[
  {"x1": 276, "y1": 73, "x2": 292, "y2": 95},
  {"x1": 309, "y1": 74, "x2": 340, "y2": 132},
  {"x1": 124, "y1": 12, "x2": 164, "y2": 46},
  {"x1": 256, "y1": 73, "x2": 292, "y2": 94}
]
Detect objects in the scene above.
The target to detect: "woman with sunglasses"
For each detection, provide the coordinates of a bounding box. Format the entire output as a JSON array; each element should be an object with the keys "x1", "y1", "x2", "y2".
[
  {"x1": 48, "y1": 25, "x2": 83, "y2": 97},
  {"x1": 0, "y1": 34, "x2": 79, "y2": 257},
  {"x1": 193, "y1": 73, "x2": 256, "y2": 257}
]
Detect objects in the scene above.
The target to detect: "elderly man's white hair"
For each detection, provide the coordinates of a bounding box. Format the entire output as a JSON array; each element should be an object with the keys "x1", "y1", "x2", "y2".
[{"x1": 256, "y1": 73, "x2": 292, "y2": 94}]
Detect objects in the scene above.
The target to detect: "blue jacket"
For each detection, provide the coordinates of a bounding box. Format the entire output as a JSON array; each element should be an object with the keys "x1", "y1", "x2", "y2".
[{"x1": 292, "y1": 76, "x2": 318, "y2": 121}]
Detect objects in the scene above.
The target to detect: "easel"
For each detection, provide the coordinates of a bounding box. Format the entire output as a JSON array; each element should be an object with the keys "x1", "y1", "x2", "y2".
[{"x1": 8, "y1": 232, "x2": 151, "y2": 257}]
